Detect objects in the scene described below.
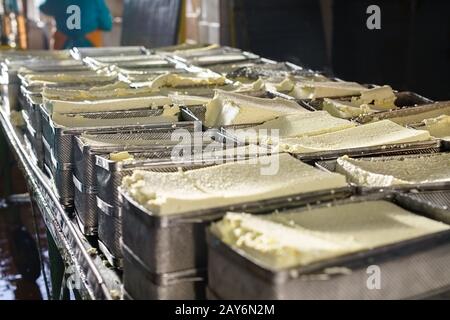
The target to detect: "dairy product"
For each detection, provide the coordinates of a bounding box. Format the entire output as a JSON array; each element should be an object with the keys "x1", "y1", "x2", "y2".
[
  {"x1": 336, "y1": 153, "x2": 450, "y2": 186},
  {"x1": 122, "y1": 153, "x2": 347, "y2": 215},
  {"x1": 212, "y1": 201, "x2": 450, "y2": 269},
  {"x1": 229, "y1": 111, "x2": 356, "y2": 144},
  {"x1": 41, "y1": 83, "x2": 156, "y2": 101},
  {"x1": 351, "y1": 85, "x2": 397, "y2": 110},
  {"x1": 23, "y1": 71, "x2": 117, "y2": 85},
  {"x1": 323, "y1": 99, "x2": 374, "y2": 119},
  {"x1": 51, "y1": 105, "x2": 180, "y2": 127},
  {"x1": 148, "y1": 73, "x2": 227, "y2": 90},
  {"x1": 277, "y1": 120, "x2": 431, "y2": 154},
  {"x1": 169, "y1": 94, "x2": 211, "y2": 106},
  {"x1": 323, "y1": 86, "x2": 397, "y2": 119},
  {"x1": 205, "y1": 90, "x2": 308, "y2": 127},
  {"x1": 287, "y1": 81, "x2": 368, "y2": 99},
  {"x1": 421, "y1": 115, "x2": 450, "y2": 140},
  {"x1": 46, "y1": 96, "x2": 173, "y2": 114},
  {"x1": 110, "y1": 151, "x2": 135, "y2": 162}
]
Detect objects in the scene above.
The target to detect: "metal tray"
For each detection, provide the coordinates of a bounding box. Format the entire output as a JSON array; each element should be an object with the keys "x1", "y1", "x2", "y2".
[
  {"x1": 298, "y1": 91, "x2": 433, "y2": 116},
  {"x1": 395, "y1": 190, "x2": 450, "y2": 224},
  {"x1": 293, "y1": 140, "x2": 441, "y2": 163},
  {"x1": 315, "y1": 152, "x2": 450, "y2": 194},
  {"x1": 74, "y1": 176, "x2": 98, "y2": 236},
  {"x1": 120, "y1": 182, "x2": 353, "y2": 275},
  {"x1": 122, "y1": 244, "x2": 206, "y2": 300},
  {"x1": 94, "y1": 145, "x2": 224, "y2": 266},
  {"x1": 207, "y1": 192, "x2": 450, "y2": 299},
  {"x1": 21, "y1": 109, "x2": 44, "y2": 169},
  {"x1": 1, "y1": 83, "x2": 20, "y2": 113},
  {"x1": 357, "y1": 101, "x2": 450, "y2": 124},
  {"x1": 40, "y1": 103, "x2": 195, "y2": 205},
  {"x1": 70, "y1": 46, "x2": 149, "y2": 60},
  {"x1": 73, "y1": 130, "x2": 199, "y2": 239}
]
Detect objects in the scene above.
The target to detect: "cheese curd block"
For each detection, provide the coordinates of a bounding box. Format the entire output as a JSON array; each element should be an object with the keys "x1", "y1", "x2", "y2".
[
  {"x1": 421, "y1": 115, "x2": 450, "y2": 141},
  {"x1": 229, "y1": 111, "x2": 356, "y2": 144},
  {"x1": 351, "y1": 85, "x2": 397, "y2": 110},
  {"x1": 122, "y1": 153, "x2": 347, "y2": 215},
  {"x1": 284, "y1": 80, "x2": 368, "y2": 99},
  {"x1": 277, "y1": 120, "x2": 431, "y2": 154},
  {"x1": 42, "y1": 83, "x2": 157, "y2": 101},
  {"x1": 323, "y1": 86, "x2": 397, "y2": 119},
  {"x1": 169, "y1": 94, "x2": 211, "y2": 106},
  {"x1": 212, "y1": 201, "x2": 450, "y2": 269},
  {"x1": 51, "y1": 105, "x2": 180, "y2": 127},
  {"x1": 336, "y1": 153, "x2": 450, "y2": 187},
  {"x1": 147, "y1": 72, "x2": 227, "y2": 90},
  {"x1": 23, "y1": 71, "x2": 117, "y2": 85},
  {"x1": 323, "y1": 98, "x2": 375, "y2": 119},
  {"x1": 205, "y1": 90, "x2": 308, "y2": 127},
  {"x1": 45, "y1": 96, "x2": 173, "y2": 114}
]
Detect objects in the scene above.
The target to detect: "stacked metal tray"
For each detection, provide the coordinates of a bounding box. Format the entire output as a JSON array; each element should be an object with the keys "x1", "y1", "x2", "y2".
[
  {"x1": 72, "y1": 124, "x2": 196, "y2": 236},
  {"x1": 119, "y1": 162, "x2": 354, "y2": 299},
  {"x1": 70, "y1": 46, "x2": 149, "y2": 60},
  {"x1": 297, "y1": 91, "x2": 434, "y2": 117},
  {"x1": 206, "y1": 191, "x2": 450, "y2": 299},
  {"x1": 94, "y1": 140, "x2": 231, "y2": 268},
  {"x1": 171, "y1": 46, "x2": 260, "y2": 67},
  {"x1": 39, "y1": 102, "x2": 190, "y2": 207},
  {"x1": 315, "y1": 151, "x2": 450, "y2": 194},
  {"x1": 357, "y1": 100, "x2": 449, "y2": 124}
]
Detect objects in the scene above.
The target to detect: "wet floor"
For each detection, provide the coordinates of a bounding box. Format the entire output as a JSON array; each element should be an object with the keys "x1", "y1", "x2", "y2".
[{"x1": 0, "y1": 205, "x2": 50, "y2": 300}]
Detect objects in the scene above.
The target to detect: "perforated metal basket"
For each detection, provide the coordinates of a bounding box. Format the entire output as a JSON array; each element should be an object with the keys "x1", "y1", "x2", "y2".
[
  {"x1": 73, "y1": 128, "x2": 198, "y2": 238},
  {"x1": 39, "y1": 103, "x2": 192, "y2": 204},
  {"x1": 120, "y1": 171, "x2": 353, "y2": 276},
  {"x1": 207, "y1": 192, "x2": 450, "y2": 299}
]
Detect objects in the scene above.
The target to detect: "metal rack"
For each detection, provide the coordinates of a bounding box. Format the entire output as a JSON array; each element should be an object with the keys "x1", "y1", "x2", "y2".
[{"x1": 0, "y1": 109, "x2": 122, "y2": 300}]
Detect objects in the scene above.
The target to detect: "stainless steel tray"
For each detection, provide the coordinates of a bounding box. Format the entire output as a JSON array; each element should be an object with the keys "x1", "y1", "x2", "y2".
[
  {"x1": 207, "y1": 192, "x2": 450, "y2": 299},
  {"x1": 293, "y1": 140, "x2": 441, "y2": 163},
  {"x1": 120, "y1": 183, "x2": 353, "y2": 275},
  {"x1": 298, "y1": 91, "x2": 433, "y2": 116},
  {"x1": 40, "y1": 102, "x2": 195, "y2": 204},
  {"x1": 123, "y1": 244, "x2": 206, "y2": 300},
  {"x1": 94, "y1": 145, "x2": 223, "y2": 266},
  {"x1": 357, "y1": 101, "x2": 450, "y2": 124},
  {"x1": 1, "y1": 83, "x2": 19, "y2": 113},
  {"x1": 395, "y1": 190, "x2": 450, "y2": 224},
  {"x1": 71, "y1": 46, "x2": 149, "y2": 60},
  {"x1": 315, "y1": 152, "x2": 450, "y2": 194},
  {"x1": 74, "y1": 175, "x2": 98, "y2": 236},
  {"x1": 21, "y1": 109, "x2": 44, "y2": 169},
  {"x1": 73, "y1": 129, "x2": 198, "y2": 239}
]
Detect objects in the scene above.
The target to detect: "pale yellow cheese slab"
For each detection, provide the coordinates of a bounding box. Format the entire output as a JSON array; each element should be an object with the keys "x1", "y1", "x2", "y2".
[
  {"x1": 277, "y1": 120, "x2": 431, "y2": 154},
  {"x1": 212, "y1": 201, "x2": 450, "y2": 269}
]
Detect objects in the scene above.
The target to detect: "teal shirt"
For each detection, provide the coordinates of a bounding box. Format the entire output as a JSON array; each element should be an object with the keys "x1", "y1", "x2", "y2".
[{"x1": 39, "y1": 0, "x2": 113, "y2": 48}]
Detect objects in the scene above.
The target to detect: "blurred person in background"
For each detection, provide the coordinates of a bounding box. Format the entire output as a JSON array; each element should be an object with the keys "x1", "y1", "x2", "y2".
[{"x1": 39, "y1": 0, "x2": 112, "y2": 49}]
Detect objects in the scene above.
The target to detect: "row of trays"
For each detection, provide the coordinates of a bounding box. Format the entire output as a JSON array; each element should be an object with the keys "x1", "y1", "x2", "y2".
[{"x1": 2, "y1": 45, "x2": 449, "y2": 300}]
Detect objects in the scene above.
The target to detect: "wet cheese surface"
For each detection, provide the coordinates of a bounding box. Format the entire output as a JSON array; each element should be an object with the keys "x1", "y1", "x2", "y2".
[
  {"x1": 229, "y1": 111, "x2": 356, "y2": 144},
  {"x1": 122, "y1": 154, "x2": 347, "y2": 215},
  {"x1": 336, "y1": 153, "x2": 450, "y2": 186},
  {"x1": 277, "y1": 120, "x2": 430, "y2": 154},
  {"x1": 205, "y1": 90, "x2": 308, "y2": 127},
  {"x1": 212, "y1": 201, "x2": 450, "y2": 269}
]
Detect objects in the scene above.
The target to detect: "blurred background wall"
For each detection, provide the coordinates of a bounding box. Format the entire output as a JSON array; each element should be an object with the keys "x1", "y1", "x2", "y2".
[{"x1": 10, "y1": 0, "x2": 449, "y2": 100}]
